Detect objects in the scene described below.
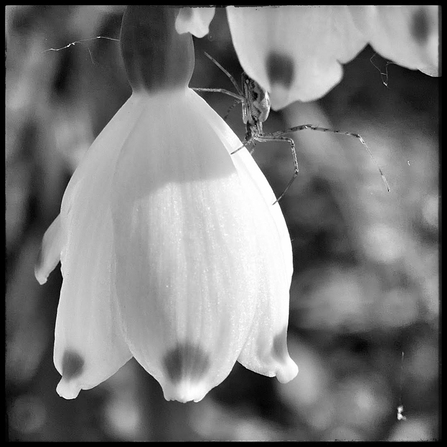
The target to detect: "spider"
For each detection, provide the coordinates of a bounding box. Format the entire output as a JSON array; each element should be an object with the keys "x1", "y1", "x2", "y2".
[{"x1": 194, "y1": 52, "x2": 390, "y2": 203}]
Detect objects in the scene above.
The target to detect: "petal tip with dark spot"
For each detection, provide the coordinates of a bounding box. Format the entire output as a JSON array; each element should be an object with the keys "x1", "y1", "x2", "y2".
[
  {"x1": 162, "y1": 342, "x2": 212, "y2": 402},
  {"x1": 163, "y1": 342, "x2": 210, "y2": 385},
  {"x1": 62, "y1": 349, "x2": 85, "y2": 380},
  {"x1": 411, "y1": 7, "x2": 431, "y2": 45},
  {"x1": 266, "y1": 52, "x2": 295, "y2": 89}
]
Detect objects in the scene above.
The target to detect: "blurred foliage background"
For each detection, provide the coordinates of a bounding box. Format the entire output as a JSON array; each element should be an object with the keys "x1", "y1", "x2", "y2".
[{"x1": 5, "y1": 6, "x2": 439, "y2": 441}]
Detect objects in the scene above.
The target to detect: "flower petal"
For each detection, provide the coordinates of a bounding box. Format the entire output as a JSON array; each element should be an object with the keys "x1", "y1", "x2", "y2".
[
  {"x1": 227, "y1": 6, "x2": 367, "y2": 108},
  {"x1": 350, "y1": 5, "x2": 440, "y2": 77},
  {"x1": 35, "y1": 214, "x2": 63, "y2": 285},
  {"x1": 175, "y1": 7, "x2": 216, "y2": 38},
  {"x1": 195, "y1": 90, "x2": 297, "y2": 382},
  {"x1": 229, "y1": 151, "x2": 297, "y2": 383},
  {"x1": 51, "y1": 96, "x2": 147, "y2": 398},
  {"x1": 207, "y1": 95, "x2": 293, "y2": 282},
  {"x1": 111, "y1": 88, "x2": 295, "y2": 402}
]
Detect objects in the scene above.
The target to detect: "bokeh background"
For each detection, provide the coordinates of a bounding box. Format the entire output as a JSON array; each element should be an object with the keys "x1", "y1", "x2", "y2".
[{"x1": 5, "y1": 6, "x2": 439, "y2": 441}]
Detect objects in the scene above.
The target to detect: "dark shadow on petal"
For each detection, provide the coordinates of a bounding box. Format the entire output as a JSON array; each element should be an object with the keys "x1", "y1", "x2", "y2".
[
  {"x1": 411, "y1": 8, "x2": 430, "y2": 45},
  {"x1": 180, "y1": 8, "x2": 192, "y2": 20},
  {"x1": 266, "y1": 52, "x2": 295, "y2": 88},
  {"x1": 62, "y1": 350, "x2": 85, "y2": 380},
  {"x1": 272, "y1": 327, "x2": 290, "y2": 363},
  {"x1": 163, "y1": 342, "x2": 210, "y2": 384},
  {"x1": 35, "y1": 248, "x2": 43, "y2": 271}
]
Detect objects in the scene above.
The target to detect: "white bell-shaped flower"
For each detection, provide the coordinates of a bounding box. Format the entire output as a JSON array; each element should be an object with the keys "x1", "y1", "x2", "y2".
[{"x1": 36, "y1": 6, "x2": 297, "y2": 403}]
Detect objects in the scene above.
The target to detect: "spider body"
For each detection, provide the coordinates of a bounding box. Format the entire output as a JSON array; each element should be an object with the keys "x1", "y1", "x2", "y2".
[
  {"x1": 241, "y1": 73, "x2": 270, "y2": 130},
  {"x1": 194, "y1": 53, "x2": 389, "y2": 202}
]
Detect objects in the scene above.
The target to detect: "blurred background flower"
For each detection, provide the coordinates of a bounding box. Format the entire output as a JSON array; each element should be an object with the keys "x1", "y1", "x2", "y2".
[{"x1": 5, "y1": 5, "x2": 439, "y2": 441}]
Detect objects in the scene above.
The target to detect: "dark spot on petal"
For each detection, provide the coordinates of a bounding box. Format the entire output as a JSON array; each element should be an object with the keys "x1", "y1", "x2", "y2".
[
  {"x1": 180, "y1": 8, "x2": 192, "y2": 20},
  {"x1": 266, "y1": 52, "x2": 295, "y2": 88},
  {"x1": 272, "y1": 327, "x2": 289, "y2": 362},
  {"x1": 411, "y1": 8, "x2": 430, "y2": 45},
  {"x1": 35, "y1": 248, "x2": 42, "y2": 269},
  {"x1": 163, "y1": 342, "x2": 210, "y2": 384},
  {"x1": 62, "y1": 350, "x2": 84, "y2": 380}
]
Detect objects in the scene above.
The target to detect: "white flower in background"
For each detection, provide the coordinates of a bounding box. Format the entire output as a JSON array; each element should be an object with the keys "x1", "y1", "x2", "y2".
[
  {"x1": 35, "y1": 6, "x2": 297, "y2": 403},
  {"x1": 178, "y1": 5, "x2": 439, "y2": 109}
]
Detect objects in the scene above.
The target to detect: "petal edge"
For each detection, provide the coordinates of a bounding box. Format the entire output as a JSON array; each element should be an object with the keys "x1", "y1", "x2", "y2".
[{"x1": 35, "y1": 214, "x2": 63, "y2": 285}]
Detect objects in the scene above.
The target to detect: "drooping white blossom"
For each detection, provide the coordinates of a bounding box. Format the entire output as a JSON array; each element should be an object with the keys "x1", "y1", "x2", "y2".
[{"x1": 36, "y1": 6, "x2": 297, "y2": 403}]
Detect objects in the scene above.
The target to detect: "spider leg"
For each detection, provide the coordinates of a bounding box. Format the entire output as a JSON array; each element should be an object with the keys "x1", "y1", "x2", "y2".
[
  {"x1": 248, "y1": 141, "x2": 256, "y2": 155},
  {"x1": 223, "y1": 99, "x2": 240, "y2": 121},
  {"x1": 274, "y1": 124, "x2": 390, "y2": 192},
  {"x1": 253, "y1": 134, "x2": 299, "y2": 204},
  {"x1": 192, "y1": 87, "x2": 244, "y2": 103},
  {"x1": 231, "y1": 138, "x2": 254, "y2": 155},
  {"x1": 203, "y1": 52, "x2": 244, "y2": 97}
]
